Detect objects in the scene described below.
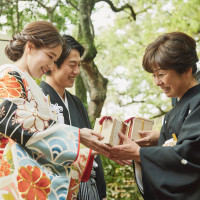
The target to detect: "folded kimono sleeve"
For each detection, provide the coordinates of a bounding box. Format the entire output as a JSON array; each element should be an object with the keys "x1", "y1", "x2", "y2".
[
  {"x1": 67, "y1": 148, "x2": 94, "y2": 199},
  {"x1": 0, "y1": 96, "x2": 80, "y2": 166}
]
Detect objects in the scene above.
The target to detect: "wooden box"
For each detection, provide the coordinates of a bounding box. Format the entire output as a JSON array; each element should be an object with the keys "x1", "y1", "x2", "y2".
[
  {"x1": 125, "y1": 117, "x2": 154, "y2": 140},
  {"x1": 94, "y1": 117, "x2": 129, "y2": 146}
]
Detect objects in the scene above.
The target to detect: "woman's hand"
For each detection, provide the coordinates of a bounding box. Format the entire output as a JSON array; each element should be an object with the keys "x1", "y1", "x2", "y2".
[
  {"x1": 135, "y1": 130, "x2": 160, "y2": 147},
  {"x1": 90, "y1": 151, "x2": 132, "y2": 166},
  {"x1": 109, "y1": 132, "x2": 141, "y2": 163},
  {"x1": 80, "y1": 128, "x2": 110, "y2": 157}
]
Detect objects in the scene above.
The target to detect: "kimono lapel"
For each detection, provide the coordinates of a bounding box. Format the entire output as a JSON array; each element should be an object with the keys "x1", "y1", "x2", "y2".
[
  {"x1": 164, "y1": 84, "x2": 200, "y2": 138},
  {"x1": 65, "y1": 90, "x2": 84, "y2": 128},
  {"x1": 169, "y1": 84, "x2": 200, "y2": 115},
  {"x1": 40, "y1": 81, "x2": 70, "y2": 124},
  {"x1": 40, "y1": 81, "x2": 89, "y2": 128}
]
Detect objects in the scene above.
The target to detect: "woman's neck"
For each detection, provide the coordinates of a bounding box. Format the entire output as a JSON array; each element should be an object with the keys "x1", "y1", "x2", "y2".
[{"x1": 15, "y1": 57, "x2": 29, "y2": 74}]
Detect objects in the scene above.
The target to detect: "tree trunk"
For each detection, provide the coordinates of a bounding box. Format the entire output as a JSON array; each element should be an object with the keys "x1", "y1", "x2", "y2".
[
  {"x1": 77, "y1": 0, "x2": 108, "y2": 123},
  {"x1": 81, "y1": 61, "x2": 108, "y2": 123},
  {"x1": 75, "y1": 73, "x2": 88, "y2": 109}
]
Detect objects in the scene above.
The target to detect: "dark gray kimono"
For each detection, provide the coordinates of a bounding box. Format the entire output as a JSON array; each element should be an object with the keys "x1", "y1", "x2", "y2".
[
  {"x1": 140, "y1": 84, "x2": 200, "y2": 200},
  {"x1": 40, "y1": 81, "x2": 106, "y2": 200}
]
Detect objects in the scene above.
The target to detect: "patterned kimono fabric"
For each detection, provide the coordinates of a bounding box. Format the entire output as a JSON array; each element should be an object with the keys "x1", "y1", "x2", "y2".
[
  {"x1": 40, "y1": 81, "x2": 102, "y2": 200},
  {"x1": 0, "y1": 64, "x2": 92, "y2": 200}
]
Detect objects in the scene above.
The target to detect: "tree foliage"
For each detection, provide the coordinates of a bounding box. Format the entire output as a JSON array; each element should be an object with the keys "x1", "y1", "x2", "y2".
[
  {"x1": 95, "y1": 0, "x2": 200, "y2": 120},
  {"x1": 101, "y1": 156, "x2": 143, "y2": 200}
]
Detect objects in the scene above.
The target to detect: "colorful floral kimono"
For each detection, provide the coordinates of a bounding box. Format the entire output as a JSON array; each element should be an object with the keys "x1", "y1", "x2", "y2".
[{"x1": 0, "y1": 64, "x2": 92, "y2": 200}]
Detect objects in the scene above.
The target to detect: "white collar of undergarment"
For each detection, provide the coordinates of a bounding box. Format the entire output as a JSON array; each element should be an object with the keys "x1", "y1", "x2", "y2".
[
  {"x1": 64, "y1": 92, "x2": 69, "y2": 110},
  {"x1": 57, "y1": 91, "x2": 71, "y2": 124}
]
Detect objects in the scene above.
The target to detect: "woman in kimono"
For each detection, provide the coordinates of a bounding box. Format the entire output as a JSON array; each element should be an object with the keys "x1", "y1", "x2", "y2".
[
  {"x1": 40, "y1": 35, "x2": 107, "y2": 200},
  {"x1": 0, "y1": 21, "x2": 109, "y2": 200},
  {"x1": 109, "y1": 32, "x2": 200, "y2": 200}
]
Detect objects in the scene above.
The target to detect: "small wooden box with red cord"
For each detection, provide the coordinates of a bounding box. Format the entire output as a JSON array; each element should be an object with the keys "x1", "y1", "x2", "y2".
[{"x1": 94, "y1": 116, "x2": 154, "y2": 146}]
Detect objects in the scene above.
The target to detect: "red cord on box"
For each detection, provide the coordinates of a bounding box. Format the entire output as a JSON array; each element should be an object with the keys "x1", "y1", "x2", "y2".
[
  {"x1": 99, "y1": 116, "x2": 113, "y2": 125},
  {"x1": 124, "y1": 117, "x2": 135, "y2": 123}
]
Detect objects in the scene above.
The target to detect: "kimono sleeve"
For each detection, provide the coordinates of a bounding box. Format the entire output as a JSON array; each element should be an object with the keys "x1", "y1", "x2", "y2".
[
  {"x1": 67, "y1": 148, "x2": 94, "y2": 199},
  {"x1": 0, "y1": 70, "x2": 80, "y2": 166},
  {"x1": 140, "y1": 106, "x2": 200, "y2": 200}
]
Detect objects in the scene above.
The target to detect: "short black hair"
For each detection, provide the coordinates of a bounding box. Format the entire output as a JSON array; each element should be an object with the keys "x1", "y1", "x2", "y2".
[
  {"x1": 46, "y1": 35, "x2": 85, "y2": 75},
  {"x1": 142, "y1": 32, "x2": 199, "y2": 74},
  {"x1": 56, "y1": 35, "x2": 84, "y2": 68}
]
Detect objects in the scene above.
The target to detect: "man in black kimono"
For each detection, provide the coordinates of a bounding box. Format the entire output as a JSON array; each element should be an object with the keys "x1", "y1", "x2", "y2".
[
  {"x1": 109, "y1": 32, "x2": 200, "y2": 200},
  {"x1": 40, "y1": 35, "x2": 107, "y2": 200}
]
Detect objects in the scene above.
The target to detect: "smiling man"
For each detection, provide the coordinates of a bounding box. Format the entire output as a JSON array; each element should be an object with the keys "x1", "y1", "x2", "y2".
[{"x1": 40, "y1": 35, "x2": 107, "y2": 200}]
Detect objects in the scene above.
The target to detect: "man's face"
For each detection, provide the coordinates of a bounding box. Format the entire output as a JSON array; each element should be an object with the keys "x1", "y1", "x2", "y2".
[{"x1": 51, "y1": 49, "x2": 81, "y2": 89}]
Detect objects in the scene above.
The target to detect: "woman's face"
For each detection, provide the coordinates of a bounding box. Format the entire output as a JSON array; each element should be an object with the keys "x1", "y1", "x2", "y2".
[
  {"x1": 26, "y1": 43, "x2": 62, "y2": 78},
  {"x1": 152, "y1": 68, "x2": 194, "y2": 99}
]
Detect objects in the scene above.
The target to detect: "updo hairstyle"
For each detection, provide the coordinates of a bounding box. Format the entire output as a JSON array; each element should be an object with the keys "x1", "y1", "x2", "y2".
[{"x1": 5, "y1": 21, "x2": 63, "y2": 62}]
